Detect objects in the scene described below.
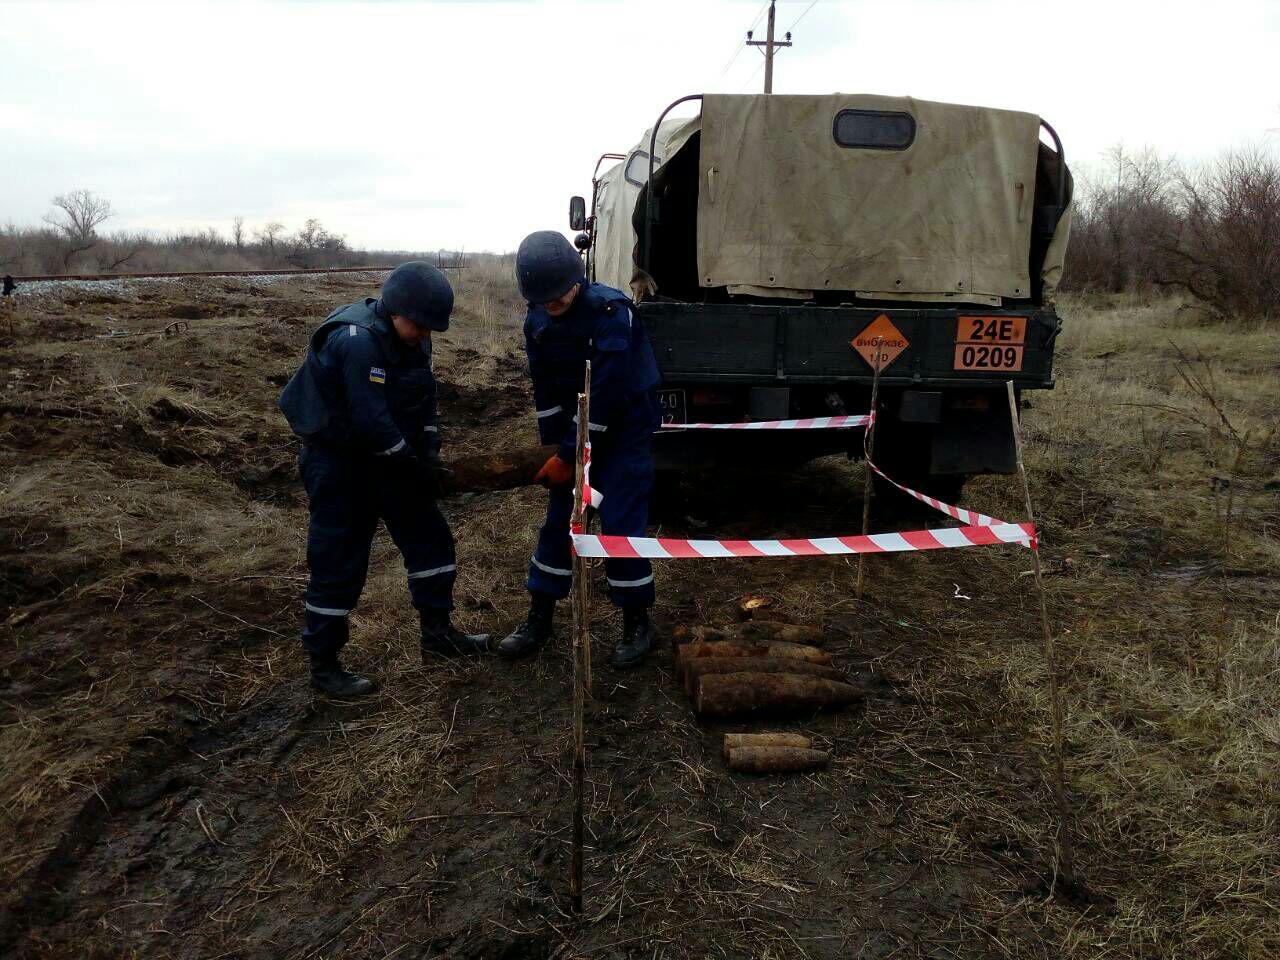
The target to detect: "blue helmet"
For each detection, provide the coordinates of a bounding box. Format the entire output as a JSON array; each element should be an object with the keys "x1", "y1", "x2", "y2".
[
  {"x1": 380, "y1": 261, "x2": 454, "y2": 331},
  {"x1": 515, "y1": 231, "x2": 583, "y2": 304}
]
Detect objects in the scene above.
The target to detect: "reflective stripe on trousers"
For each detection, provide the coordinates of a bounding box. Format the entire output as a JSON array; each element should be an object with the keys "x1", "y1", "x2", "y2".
[
  {"x1": 526, "y1": 433, "x2": 655, "y2": 608},
  {"x1": 300, "y1": 445, "x2": 457, "y2": 657}
]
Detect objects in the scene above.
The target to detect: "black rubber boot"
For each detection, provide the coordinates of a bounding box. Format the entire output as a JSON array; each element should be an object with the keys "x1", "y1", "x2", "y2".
[
  {"x1": 496, "y1": 594, "x2": 555, "y2": 660},
  {"x1": 420, "y1": 610, "x2": 490, "y2": 657},
  {"x1": 612, "y1": 608, "x2": 656, "y2": 670},
  {"x1": 309, "y1": 655, "x2": 377, "y2": 697}
]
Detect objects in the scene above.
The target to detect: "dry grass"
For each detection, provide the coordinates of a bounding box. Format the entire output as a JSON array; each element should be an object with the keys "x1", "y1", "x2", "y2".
[
  {"x1": 988, "y1": 293, "x2": 1280, "y2": 957},
  {"x1": 3, "y1": 279, "x2": 1279, "y2": 958},
  {"x1": 448, "y1": 255, "x2": 523, "y2": 359}
]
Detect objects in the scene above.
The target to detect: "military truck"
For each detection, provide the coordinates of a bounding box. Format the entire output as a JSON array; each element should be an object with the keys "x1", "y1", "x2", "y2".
[{"x1": 568, "y1": 93, "x2": 1072, "y2": 499}]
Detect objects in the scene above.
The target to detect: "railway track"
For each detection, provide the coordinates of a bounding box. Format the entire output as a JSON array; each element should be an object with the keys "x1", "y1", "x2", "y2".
[{"x1": 6, "y1": 265, "x2": 427, "y2": 284}]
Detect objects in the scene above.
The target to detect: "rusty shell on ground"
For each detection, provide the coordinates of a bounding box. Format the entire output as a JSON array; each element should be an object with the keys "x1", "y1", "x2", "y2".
[
  {"x1": 440, "y1": 444, "x2": 557, "y2": 495},
  {"x1": 674, "y1": 640, "x2": 769, "y2": 667},
  {"x1": 695, "y1": 672, "x2": 863, "y2": 719},
  {"x1": 676, "y1": 640, "x2": 830, "y2": 669},
  {"x1": 684, "y1": 656, "x2": 845, "y2": 696},
  {"x1": 691, "y1": 621, "x2": 825, "y2": 647},
  {"x1": 726, "y1": 745, "x2": 830, "y2": 774},
  {"x1": 722, "y1": 732, "x2": 812, "y2": 762}
]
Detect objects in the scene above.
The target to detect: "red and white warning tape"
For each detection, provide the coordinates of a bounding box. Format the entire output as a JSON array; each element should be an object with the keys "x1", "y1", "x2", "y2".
[
  {"x1": 571, "y1": 522, "x2": 1035, "y2": 559},
  {"x1": 581, "y1": 441, "x2": 601, "y2": 508},
  {"x1": 571, "y1": 411, "x2": 1034, "y2": 558},
  {"x1": 862, "y1": 453, "x2": 1006, "y2": 528},
  {"x1": 661, "y1": 414, "x2": 872, "y2": 431}
]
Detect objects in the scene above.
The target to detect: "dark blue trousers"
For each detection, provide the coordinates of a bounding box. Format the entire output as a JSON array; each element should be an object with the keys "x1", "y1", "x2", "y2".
[
  {"x1": 526, "y1": 432, "x2": 655, "y2": 609},
  {"x1": 299, "y1": 445, "x2": 456, "y2": 658}
]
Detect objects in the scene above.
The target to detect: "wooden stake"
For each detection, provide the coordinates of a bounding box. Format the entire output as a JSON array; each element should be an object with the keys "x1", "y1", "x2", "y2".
[
  {"x1": 855, "y1": 338, "x2": 885, "y2": 599},
  {"x1": 1005, "y1": 380, "x2": 1077, "y2": 885},
  {"x1": 568, "y1": 363, "x2": 592, "y2": 915},
  {"x1": 575, "y1": 365, "x2": 594, "y2": 699}
]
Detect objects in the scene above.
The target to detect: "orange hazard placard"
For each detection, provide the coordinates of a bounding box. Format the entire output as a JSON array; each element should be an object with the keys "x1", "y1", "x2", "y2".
[
  {"x1": 954, "y1": 315, "x2": 1026, "y2": 371},
  {"x1": 956, "y1": 315, "x2": 1027, "y2": 345},
  {"x1": 851, "y1": 314, "x2": 909, "y2": 370}
]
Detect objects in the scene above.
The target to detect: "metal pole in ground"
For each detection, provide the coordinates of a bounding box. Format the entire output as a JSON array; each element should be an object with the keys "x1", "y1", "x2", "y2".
[
  {"x1": 1005, "y1": 380, "x2": 1077, "y2": 885},
  {"x1": 855, "y1": 338, "x2": 885, "y2": 599},
  {"x1": 568, "y1": 363, "x2": 592, "y2": 914}
]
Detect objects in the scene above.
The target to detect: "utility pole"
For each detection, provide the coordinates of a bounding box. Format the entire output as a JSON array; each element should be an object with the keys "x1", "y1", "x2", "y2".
[{"x1": 746, "y1": 1, "x2": 792, "y2": 94}]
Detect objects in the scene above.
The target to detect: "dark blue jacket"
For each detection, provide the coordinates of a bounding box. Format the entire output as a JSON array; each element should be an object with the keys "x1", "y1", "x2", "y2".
[
  {"x1": 524, "y1": 282, "x2": 660, "y2": 461},
  {"x1": 279, "y1": 298, "x2": 441, "y2": 458}
]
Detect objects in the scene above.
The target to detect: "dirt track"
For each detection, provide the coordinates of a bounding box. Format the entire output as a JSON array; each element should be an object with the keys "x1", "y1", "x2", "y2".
[{"x1": 2, "y1": 276, "x2": 1278, "y2": 959}]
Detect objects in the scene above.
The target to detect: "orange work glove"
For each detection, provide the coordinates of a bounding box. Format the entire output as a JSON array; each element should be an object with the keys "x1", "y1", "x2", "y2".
[{"x1": 534, "y1": 454, "x2": 575, "y2": 488}]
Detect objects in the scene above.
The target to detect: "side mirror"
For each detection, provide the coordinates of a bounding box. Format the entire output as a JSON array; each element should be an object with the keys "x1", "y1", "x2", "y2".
[
  {"x1": 569, "y1": 196, "x2": 587, "y2": 232},
  {"x1": 573, "y1": 232, "x2": 591, "y2": 252}
]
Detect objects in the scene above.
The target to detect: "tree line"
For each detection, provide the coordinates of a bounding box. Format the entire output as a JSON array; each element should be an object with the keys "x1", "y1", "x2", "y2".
[
  {"x1": 0, "y1": 190, "x2": 468, "y2": 276},
  {"x1": 1061, "y1": 144, "x2": 1279, "y2": 321},
  {"x1": 6, "y1": 145, "x2": 1278, "y2": 322}
]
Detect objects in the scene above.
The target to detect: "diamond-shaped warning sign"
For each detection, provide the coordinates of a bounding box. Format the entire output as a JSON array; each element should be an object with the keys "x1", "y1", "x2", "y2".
[{"x1": 851, "y1": 314, "x2": 909, "y2": 371}]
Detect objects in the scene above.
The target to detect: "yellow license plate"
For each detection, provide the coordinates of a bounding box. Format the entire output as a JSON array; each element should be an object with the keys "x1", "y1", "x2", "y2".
[{"x1": 954, "y1": 316, "x2": 1026, "y2": 371}]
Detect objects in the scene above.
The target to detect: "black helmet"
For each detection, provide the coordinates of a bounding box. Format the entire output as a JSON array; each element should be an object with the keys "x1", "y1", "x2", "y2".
[
  {"x1": 380, "y1": 261, "x2": 454, "y2": 331},
  {"x1": 515, "y1": 231, "x2": 583, "y2": 304}
]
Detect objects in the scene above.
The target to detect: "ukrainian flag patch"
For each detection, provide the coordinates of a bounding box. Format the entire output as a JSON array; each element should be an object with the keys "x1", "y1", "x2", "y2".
[{"x1": 369, "y1": 366, "x2": 386, "y2": 384}]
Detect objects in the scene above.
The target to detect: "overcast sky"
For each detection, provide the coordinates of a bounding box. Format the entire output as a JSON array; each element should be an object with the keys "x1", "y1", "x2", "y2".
[{"x1": 4, "y1": 0, "x2": 1278, "y2": 252}]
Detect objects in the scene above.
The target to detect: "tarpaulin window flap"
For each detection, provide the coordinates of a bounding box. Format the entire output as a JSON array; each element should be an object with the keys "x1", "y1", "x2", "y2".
[{"x1": 832, "y1": 109, "x2": 916, "y2": 151}]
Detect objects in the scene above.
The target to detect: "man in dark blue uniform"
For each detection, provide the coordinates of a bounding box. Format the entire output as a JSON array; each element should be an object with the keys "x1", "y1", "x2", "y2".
[
  {"x1": 497, "y1": 231, "x2": 661, "y2": 669},
  {"x1": 279, "y1": 262, "x2": 489, "y2": 697}
]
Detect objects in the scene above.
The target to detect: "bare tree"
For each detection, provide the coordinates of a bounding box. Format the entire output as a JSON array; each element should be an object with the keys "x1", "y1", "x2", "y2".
[
  {"x1": 296, "y1": 218, "x2": 325, "y2": 251},
  {"x1": 1064, "y1": 145, "x2": 1180, "y2": 293},
  {"x1": 286, "y1": 218, "x2": 349, "y2": 267},
  {"x1": 0, "y1": 225, "x2": 21, "y2": 272},
  {"x1": 255, "y1": 221, "x2": 285, "y2": 255},
  {"x1": 231, "y1": 216, "x2": 245, "y2": 250},
  {"x1": 196, "y1": 227, "x2": 221, "y2": 251},
  {"x1": 45, "y1": 189, "x2": 114, "y2": 243},
  {"x1": 43, "y1": 189, "x2": 114, "y2": 268},
  {"x1": 92, "y1": 230, "x2": 146, "y2": 272},
  {"x1": 1160, "y1": 146, "x2": 1280, "y2": 320}
]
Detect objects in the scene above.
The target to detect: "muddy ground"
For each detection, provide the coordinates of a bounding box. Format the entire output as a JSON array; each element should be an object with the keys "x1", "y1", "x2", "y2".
[{"x1": 2, "y1": 274, "x2": 1277, "y2": 959}]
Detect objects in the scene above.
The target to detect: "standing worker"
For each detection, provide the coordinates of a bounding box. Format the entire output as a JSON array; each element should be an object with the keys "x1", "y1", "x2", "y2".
[
  {"x1": 498, "y1": 231, "x2": 661, "y2": 668},
  {"x1": 1, "y1": 276, "x2": 15, "y2": 334},
  {"x1": 279, "y1": 262, "x2": 489, "y2": 697}
]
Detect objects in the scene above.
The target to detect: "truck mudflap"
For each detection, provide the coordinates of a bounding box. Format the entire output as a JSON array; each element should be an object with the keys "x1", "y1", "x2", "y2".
[
  {"x1": 931, "y1": 408, "x2": 1017, "y2": 475},
  {"x1": 639, "y1": 301, "x2": 1058, "y2": 389}
]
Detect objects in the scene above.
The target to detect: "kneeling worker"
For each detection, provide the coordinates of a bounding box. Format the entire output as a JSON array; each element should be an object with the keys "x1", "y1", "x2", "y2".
[
  {"x1": 279, "y1": 262, "x2": 489, "y2": 697},
  {"x1": 498, "y1": 231, "x2": 661, "y2": 668}
]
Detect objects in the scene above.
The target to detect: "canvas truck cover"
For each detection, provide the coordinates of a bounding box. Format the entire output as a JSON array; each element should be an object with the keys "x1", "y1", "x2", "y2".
[
  {"x1": 593, "y1": 117, "x2": 701, "y2": 297},
  {"x1": 598, "y1": 93, "x2": 1070, "y2": 304},
  {"x1": 697, "y1": 93, "x2": 1047, "y2": 302}
]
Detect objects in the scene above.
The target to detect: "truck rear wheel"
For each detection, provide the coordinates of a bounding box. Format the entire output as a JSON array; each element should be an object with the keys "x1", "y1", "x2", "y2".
[{"x1": 867, "y1": 427, "x2": 966, "y2": 514}]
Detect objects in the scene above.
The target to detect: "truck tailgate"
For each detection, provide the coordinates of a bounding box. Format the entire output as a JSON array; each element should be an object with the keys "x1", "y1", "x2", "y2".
[{"x1": 639, "y1": 302, "x2": 1058, "y2": 389}]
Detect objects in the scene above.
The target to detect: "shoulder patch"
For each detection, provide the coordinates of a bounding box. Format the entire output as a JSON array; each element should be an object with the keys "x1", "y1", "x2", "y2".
[{"x1": 369, "y1": 366, "x2": 386, "y2": 384}]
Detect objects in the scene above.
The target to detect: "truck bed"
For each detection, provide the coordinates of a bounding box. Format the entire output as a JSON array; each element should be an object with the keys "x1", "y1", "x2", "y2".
[{"x1": 639, "y1": 301, "x2": 1059, "y2": 389}]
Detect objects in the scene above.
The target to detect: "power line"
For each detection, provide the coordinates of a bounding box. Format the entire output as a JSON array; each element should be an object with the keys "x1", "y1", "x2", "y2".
[
  {"x1": 788, "y1": 0, "x2": 821, "y2": 31},
  {"x1": 715, "y1": 0, "x2": 771, "y2": 81},
  {"x1": 738, "y1": 59, "x2": 764, "y2": 93},
  {"x1": 717, "y1": 44, "x2": 745, "y2": 80}
]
